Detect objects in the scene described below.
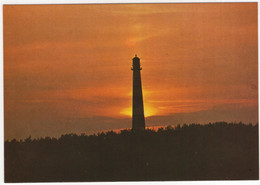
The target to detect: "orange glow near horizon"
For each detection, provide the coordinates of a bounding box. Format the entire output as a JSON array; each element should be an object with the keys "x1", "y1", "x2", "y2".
[
  {"x1": 120, "y1": 104, "x2": 157, "y2": 118},
  {"x1": 4, "y1": 3, "x2": 258, "y2": 139}
]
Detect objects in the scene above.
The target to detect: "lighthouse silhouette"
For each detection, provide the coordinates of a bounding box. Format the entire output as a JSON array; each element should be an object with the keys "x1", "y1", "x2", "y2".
[{"x1": 131, "y1": 55, "x2": 145, "y2": 130}]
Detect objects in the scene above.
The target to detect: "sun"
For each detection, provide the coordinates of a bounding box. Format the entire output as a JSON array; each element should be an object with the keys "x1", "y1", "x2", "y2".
[{"x1": 120, "y1": 105, "x2": 157, "y2": 118}]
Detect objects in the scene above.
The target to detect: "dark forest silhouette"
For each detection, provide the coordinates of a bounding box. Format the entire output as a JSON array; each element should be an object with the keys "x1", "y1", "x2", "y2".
[{"x1": 5, "y1": 122, "x2": 259, "y2": 182}]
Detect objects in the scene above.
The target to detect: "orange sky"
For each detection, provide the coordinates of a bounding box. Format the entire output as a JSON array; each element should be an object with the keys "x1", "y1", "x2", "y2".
[{"x1": 4, "y1": 3, "x2": 258, "y2": 139}]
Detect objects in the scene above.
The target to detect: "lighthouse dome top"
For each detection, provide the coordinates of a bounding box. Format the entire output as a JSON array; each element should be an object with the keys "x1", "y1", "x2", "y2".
[{"x1": 132, "y1": 54, "x2": 140, "y2": 61}]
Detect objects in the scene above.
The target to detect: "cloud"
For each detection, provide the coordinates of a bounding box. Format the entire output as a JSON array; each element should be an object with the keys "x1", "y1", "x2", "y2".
[
  {"x1": 146, "y1": 103, "x2": 258, "y2": 127},
  {"x1": 5, "y1": 102, "x2": 257, "y2": 140}
]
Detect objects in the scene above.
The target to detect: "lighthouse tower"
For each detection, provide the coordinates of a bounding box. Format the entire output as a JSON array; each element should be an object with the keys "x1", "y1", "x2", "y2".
[{"x1": 131, "y1": 55, "x2": 145, "y2": 130}]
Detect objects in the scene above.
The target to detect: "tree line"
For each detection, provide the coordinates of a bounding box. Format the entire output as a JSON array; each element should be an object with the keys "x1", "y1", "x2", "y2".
[{"x1": 5, "y1": 122, "x2": 259, "y2": 182}]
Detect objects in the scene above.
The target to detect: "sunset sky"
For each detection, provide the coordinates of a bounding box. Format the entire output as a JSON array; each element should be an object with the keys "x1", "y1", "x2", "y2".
[{"x1": 4, "y1": 3, "x2": 258, "y2": 140}]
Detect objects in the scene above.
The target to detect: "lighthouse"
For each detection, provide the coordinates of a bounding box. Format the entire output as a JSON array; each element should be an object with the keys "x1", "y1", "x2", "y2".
[{"x1": 131, "y1": 55, "x2": 145, "y2": 130}]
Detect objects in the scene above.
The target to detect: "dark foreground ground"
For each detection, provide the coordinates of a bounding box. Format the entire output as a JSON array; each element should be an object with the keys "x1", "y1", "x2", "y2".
[{"x1": 5, "y1": 122, "x2": 259, "y2": 182}]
